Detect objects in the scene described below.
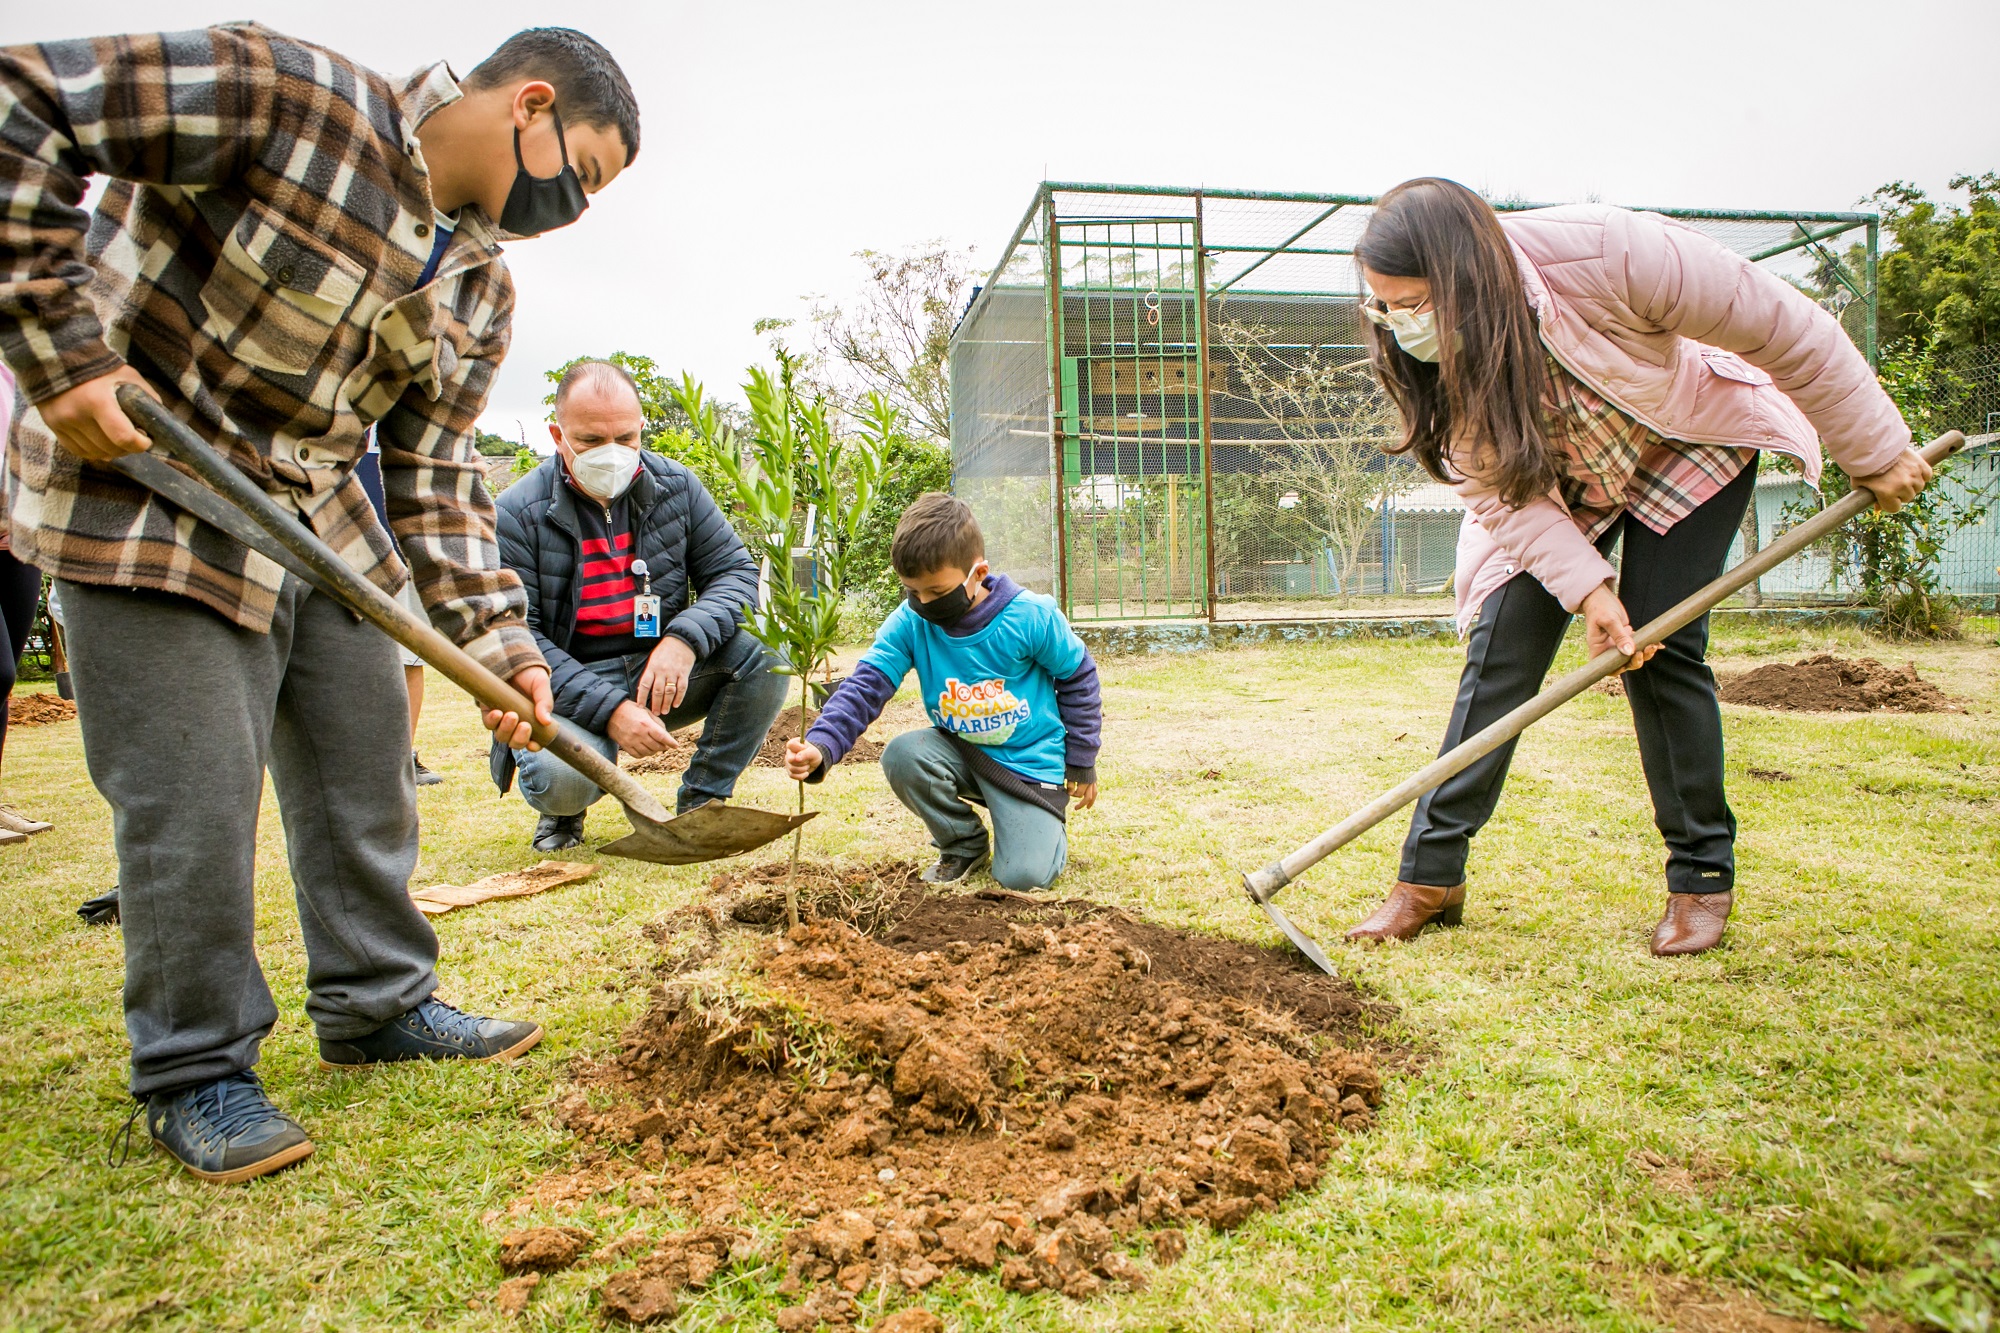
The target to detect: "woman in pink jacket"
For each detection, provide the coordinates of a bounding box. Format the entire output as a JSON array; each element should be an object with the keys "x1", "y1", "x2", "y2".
[{"x1": 1345, "y1": 178, "x2": 1932, "y2": 957}]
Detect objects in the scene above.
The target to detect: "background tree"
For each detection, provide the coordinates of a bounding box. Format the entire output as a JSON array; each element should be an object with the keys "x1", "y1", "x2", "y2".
[
  {"x1": 806, "y1": 242, "x2": 977, "y2": 446},
  {"x1": 1865, "y1": 173, "x2": 2000, "y2": 352},
  {"x1": 1214, "y1": 319, "x2": 1416, "y2": 596}
]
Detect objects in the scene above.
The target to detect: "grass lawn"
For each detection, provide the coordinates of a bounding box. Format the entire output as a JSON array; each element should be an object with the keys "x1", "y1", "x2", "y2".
[{"x1": 1, "y1": 621, "x2": 1996, "y2": 1332}]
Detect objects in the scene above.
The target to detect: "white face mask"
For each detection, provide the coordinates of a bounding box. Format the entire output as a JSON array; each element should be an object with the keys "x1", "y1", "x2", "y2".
[
  {"x1": 565, "y1": 442, "x2": 641, "y2": 501},
  {"x1": 1362, "y1": 299, "x2": 1443, "y2": 363}
]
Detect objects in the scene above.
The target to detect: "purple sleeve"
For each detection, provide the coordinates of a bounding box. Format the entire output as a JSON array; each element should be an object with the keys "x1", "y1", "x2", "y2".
[
  {"x1": 802, "y1": 661, "x2": 899, "y2": 781},
  {"x1": 1053, "y1": 652, "x2": 1102, "y2": 780}
]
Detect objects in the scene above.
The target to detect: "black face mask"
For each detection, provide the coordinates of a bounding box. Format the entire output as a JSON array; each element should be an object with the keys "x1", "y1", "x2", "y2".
[
  {"x1": 498, "y1": 108, "x2": 589, "y2": 237},
  {"x1": 908, "y1": 581, "x2": 974, "y2": 626}
]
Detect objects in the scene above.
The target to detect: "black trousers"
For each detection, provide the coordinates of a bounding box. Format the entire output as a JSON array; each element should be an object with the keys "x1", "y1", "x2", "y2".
[{"x1": 1399, "y1": 457, "x2": 1757, "y2": 896}]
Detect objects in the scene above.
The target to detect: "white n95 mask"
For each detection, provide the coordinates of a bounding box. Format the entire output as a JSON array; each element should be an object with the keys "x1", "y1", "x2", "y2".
[
  {"x1": 1362, "y1": 299, "x2": 1444, "y2": 363},
  {"x1": 567, "y1": 443, "x2": 641, "y2": 500}
]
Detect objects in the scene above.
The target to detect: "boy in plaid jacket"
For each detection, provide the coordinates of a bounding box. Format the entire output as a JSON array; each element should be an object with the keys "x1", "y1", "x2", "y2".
[{"x1": 0, "y1": 24, "x2": 638, "y2": 1181}]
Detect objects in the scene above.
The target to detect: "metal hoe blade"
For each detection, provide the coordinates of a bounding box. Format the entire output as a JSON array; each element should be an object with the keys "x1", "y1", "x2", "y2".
[
  {"x1": 602, "y1": 799, "x2": 818, "y2": 866},
  {"x1": 1242, "y1": 873, "x2": 1335, "y2": 975}
]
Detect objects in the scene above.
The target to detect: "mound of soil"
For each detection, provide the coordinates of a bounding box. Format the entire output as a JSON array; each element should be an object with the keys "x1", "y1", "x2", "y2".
[
  {"x1": 8, "y1": 693, "x2": 75, "y2": 727},
  {"x1": 626, "y1": 705, "x2": 897, "y2": 777},
  {"x1": 1718, "y1": 654, "x2": 1962, "y2": 713},
  {"x1": 533, "y1": 867, "x2": 1400, "y2": 1325}
]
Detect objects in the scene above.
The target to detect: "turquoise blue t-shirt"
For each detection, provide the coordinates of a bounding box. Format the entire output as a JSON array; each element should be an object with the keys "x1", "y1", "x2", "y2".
[{"x1": 860, "y1": 590, "x2": 1088, "y2": 785}]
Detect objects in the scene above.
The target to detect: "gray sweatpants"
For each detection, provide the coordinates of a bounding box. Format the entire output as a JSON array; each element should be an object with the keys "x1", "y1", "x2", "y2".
[{"x1": 61, "y1": 578, "x2": 439, "y2": 1096}]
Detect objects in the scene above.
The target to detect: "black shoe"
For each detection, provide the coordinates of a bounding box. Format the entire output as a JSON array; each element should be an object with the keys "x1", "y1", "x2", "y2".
[
  {"x1": 78, "y1": 886, "x2": 121, "y2": 926},
  {"x1": 142, "y1": 1071, "x2": 314, "y2": 1184},
  {"x1": 532, "y1": 813, "x2": 585, "y2": 851},
  {"x1": 318, "y1": 997, "x2": 543, "y2": 1069},
  {"x1": 412, "y1": 752, "x2": 444, "y2": 787},
  {"x1": 922, "y1": 847, "x2": 991, "y2": 884}
]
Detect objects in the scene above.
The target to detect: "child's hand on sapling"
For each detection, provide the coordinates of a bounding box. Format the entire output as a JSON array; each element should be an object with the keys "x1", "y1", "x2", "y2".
[{"x1": 784, "y1": 739, "x2": 823, "y2": 781}]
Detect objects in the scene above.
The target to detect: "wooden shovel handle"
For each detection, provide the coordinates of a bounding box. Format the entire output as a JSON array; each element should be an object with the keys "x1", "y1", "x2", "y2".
[
  {"x1": 114, "y1": 386, "x2": 671, "y2": 823},
  {"x1": 1245, "y1": 430, "x2": 1967, "y2": 902}
]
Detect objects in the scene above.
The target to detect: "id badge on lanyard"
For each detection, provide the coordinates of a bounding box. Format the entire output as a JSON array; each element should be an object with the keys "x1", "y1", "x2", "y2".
[{"x1": 631, "y1": 558, "x2": 661, "y2": 638}]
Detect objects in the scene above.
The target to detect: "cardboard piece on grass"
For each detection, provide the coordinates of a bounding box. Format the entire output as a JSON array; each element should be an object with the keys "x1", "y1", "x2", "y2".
[{"x1": 410, "y1": 860, "x2": 598, "y2": 916}]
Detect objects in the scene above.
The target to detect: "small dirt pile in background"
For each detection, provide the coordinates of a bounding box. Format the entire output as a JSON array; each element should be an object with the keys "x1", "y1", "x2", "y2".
[
  {"x1": 625, "y1": 706, "x2": 898, "y2": 777},
  {"x1": 521, "y1": 866, "x2": 1401, "y2": 1326},
  {"x1": 1719, "y1": 654, "x2": 1963, "y2": 713},
  {"x1": 8, "y1": 694, "x2": 75, "y2": 727}
]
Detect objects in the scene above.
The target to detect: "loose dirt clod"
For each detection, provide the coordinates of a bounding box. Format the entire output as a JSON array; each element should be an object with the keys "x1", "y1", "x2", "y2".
[
  {"x1": 599, "y1": 1225, "x2": 753, "y2": 1324},
  {"x1": 494, "y1": 1272, "x2": 540, "y2": 1315},
  {"x1": 8, "y1": 693, "x2": 75, "y2": 727},
  {"x1": 539, "y1": 869, "x2": 1402, "y2": 1324},
  {"x1": 1718, "y1": 654, "x2": 1962, "y2": 713},
  {"x1": 498, "y1": 1225, "x2": 594, "y2": 1273},
  {"x1": 869, "y1": 1311, "x2": 943, "y2": 1333},
  {"x1": 625, "y1": 705, "x2": 909, "y2": 776}
]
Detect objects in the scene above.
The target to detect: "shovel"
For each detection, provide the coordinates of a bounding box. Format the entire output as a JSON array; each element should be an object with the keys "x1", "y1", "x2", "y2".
[
  {"x1": 1244, "y1": 430, "x2": 1968, "y2": 974},
  {"x1": 111, "y1": 385, "x2": 813, "y2": 866}
]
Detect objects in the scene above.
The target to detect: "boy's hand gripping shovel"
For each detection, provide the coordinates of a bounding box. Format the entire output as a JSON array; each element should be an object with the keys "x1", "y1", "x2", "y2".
[
  {"x1": 111, "y1": 386, "x2": 813, "y2": 866},
  {"x1": 1244, "y1": 431, "x2": 1967, "y2": 974}
]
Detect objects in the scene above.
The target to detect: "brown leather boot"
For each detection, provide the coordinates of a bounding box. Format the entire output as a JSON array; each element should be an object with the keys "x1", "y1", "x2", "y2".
[
  {"x1": 1345, "y1": 881, "x2": 1466, "y2": 943},
  {"x1": 1650, "y1": 891, "x2": 1733, "y2": 956}
]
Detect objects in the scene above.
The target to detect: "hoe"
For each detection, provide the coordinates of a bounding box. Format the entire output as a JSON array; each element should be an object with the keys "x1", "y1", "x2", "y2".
[{"x1": 1244, "y1": 429, "x2": 1966, "y2": 973}]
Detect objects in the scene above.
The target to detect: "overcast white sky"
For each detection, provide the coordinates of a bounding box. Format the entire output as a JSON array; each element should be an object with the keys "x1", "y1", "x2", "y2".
[{"x1": 32, "y1": 0, "x2": 2000, "y2": 444}]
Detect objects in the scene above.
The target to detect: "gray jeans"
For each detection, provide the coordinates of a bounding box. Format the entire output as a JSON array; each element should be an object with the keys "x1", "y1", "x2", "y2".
[
  {"x1": 515, "y1": 628, "x2": 789, "y2": 818},
  {"x1": 879, "y1": 728, "x2": 1067, "y2": 891},
  {"x1": 60, "y1": 578, "x2": 438, "y2": 1096}
]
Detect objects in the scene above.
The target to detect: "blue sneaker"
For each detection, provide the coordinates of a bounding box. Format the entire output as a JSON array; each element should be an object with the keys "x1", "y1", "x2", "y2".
[
  {"x1": 318, "y1": 998, "x2": 543, "y2": 1069},
  {"x1": 143, "y1": 1071, "x2": 314, "y2": 1184}
]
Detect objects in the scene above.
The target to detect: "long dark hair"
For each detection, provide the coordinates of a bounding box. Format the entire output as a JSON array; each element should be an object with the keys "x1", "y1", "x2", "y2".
[{"x1": 1355, "y1": 178, "x2": 1554, "y2": 507}]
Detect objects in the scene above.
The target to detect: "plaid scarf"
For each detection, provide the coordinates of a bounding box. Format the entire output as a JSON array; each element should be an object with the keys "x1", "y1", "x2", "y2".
[{"x1": 1543, "y1": 353, "x2": 1752, "y2": 540}]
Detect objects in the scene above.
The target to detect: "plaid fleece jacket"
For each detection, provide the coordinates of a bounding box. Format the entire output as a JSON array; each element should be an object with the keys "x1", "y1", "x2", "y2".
[{"x1": 0, "y1": 23, "x2": 542, "y2": 678}]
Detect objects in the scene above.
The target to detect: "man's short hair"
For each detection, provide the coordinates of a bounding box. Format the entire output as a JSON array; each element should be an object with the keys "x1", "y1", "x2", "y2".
[
  {"x1": 553, "y1": 358, "x2": 644, "y2": 417},
  {"x1": 891, "y1": 493, "x2": 985, "y2": 578},
  {"x1": 464, "y1": 29, "x2": 641, "y2": 166}
]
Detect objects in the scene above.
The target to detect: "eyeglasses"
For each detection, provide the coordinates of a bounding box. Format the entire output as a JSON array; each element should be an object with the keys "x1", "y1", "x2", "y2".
[{"x1": 1359, "y1": 294, "x2": 1434, "y2": 327}]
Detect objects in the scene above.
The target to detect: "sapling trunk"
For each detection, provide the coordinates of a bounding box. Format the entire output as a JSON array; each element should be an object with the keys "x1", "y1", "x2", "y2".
[{"x1": 786, "y1": 668, "x2": 809, "y2": 929}]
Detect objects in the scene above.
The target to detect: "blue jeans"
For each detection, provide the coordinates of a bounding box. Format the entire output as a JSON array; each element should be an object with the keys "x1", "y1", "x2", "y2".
[
  {"x1": 517, "y1": 628, "x2": 789, "y2": 817},
  {"x1": 880, "y1": 729, "x2": 1068, "y2": 891}
]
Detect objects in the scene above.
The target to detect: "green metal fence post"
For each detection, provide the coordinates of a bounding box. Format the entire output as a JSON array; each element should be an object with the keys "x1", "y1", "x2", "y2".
[
  {"x1": 1193, "y1": 192, "x2": 1217, "y2": 622},
  {"x1": 1865, "y1": 219, "x2": 1880, "y2": 370},
  {"x1": 1042, "y1": 188, "x2": 1068, "y2": 614}
]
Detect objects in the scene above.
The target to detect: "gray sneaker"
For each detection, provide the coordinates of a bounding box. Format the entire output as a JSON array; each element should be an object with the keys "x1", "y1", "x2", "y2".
[
  {"x1": 142, "y1": 1071, "x2": 314, "y2": 1184},
  {"x1": 922, "y1": 847, "x2": 992, "y2": 884},
  {"x1": 318, "y1": 998, "x2": 543, "y2": 1069}
]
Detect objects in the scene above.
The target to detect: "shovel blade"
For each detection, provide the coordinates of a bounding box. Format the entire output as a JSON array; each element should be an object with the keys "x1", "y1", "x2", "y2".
[{"x1": 600, "y1": 799, "x2": 817, "y2": 867}]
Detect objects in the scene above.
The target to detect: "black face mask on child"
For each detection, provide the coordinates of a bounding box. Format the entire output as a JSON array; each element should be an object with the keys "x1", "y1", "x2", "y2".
[{"x1": 908, "y1": 582, "x2": 974, "y2": 626}]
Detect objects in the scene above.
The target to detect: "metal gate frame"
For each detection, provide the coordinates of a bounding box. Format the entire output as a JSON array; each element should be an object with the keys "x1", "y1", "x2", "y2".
[{"x1": 1044, "y1": 210, "x2": 1214, "y2": 621}]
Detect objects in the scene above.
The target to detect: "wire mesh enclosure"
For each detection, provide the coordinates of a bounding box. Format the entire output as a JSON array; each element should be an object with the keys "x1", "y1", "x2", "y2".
[{"x1": 950, "y1": 182, "x2": 1923, "y2": 622}]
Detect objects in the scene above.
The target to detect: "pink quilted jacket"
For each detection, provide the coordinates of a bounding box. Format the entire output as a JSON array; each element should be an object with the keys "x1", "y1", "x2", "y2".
[{"x1": 1452, "y1": 204, "x2": 1909, "y2": 628}]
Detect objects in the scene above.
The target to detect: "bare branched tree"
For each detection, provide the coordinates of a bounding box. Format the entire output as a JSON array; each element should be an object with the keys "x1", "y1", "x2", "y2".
[
  {"x1": 807, "y1": 242, "x2": 977, "y2": 445},
  {"x1": 1215, "y1": 318, "x2": 1416, "y2": 595}
]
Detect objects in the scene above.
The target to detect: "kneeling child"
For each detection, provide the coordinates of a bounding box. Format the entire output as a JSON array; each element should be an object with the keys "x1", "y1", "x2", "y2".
[{"x1": 784, "y1": 494, "x2": 1100, "y2": 889}]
